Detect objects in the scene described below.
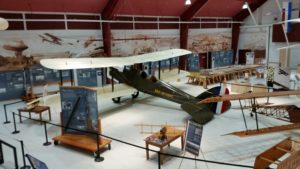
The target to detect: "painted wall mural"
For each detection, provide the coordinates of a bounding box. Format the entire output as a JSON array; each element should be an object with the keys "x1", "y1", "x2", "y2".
[
  {"x1": 188, "y1": 29, "x2": 232, "y2": 53},
  {"x1": 111, "y1": 30, "x2": 180, "y2": 56},
  {"x1": 111, "y1": 29, "x2": 232, "y2": 57},
  {"x1": 0, "y1": 30, "x2": 103, "y2": 71}
]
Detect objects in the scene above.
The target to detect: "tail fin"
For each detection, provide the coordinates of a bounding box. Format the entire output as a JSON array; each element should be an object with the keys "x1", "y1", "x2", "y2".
[{"x1": 196, "y1": 86, "x2": 231, "y2": 114}]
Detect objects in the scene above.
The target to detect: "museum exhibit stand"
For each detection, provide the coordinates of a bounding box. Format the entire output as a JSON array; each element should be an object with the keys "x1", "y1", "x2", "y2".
[{"x1": 53, "y1": 113, "x2": 111, "y2": 154}]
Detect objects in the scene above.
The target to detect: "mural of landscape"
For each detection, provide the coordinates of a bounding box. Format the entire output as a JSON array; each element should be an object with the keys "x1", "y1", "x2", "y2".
[
  {"x1": 0, "y1": 29, "x2": 233, "y2": 71},
  {"x1": 188, "y1": 32, "x2": 232, "y2": 53},
  {"x1": 0, "y1": 30, "x2": 103, "y2": 71},
  {"x1": 111, "y1": 30, "x2": 180, "y2": 56}
]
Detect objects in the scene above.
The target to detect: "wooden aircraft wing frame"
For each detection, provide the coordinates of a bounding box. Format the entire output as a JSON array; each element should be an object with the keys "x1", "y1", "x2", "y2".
[{"x1": 199, "y1": 90, "x2": 300, "y2": 104}]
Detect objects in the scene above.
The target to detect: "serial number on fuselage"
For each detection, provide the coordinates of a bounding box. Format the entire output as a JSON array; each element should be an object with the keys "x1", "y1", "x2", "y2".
[{"x1": 154, "y1": 89, "x2": 174, "y2": 99}]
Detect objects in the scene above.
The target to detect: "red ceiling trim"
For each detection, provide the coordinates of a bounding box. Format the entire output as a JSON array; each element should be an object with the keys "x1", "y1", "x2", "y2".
[{"x1": 181, "y1": 0, "x2": 208, "y2": 21}]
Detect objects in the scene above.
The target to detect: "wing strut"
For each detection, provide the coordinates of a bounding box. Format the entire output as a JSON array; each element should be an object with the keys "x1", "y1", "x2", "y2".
[
  {"x1": 251, "y1": 98, "x2": 259, "y2": 131},
  {"x1": 239, "y1": 99, "x2": 248, "y2": 131}
]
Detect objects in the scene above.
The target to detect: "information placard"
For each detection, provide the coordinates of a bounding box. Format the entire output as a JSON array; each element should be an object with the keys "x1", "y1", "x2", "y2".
[{"x1": 184, "y1": 120, "x2": 203, "y2": 156}]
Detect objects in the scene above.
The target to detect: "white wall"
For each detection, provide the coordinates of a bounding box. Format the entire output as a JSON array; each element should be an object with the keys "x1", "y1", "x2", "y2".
[{"x1": 239, "y1": 0, "x2": 300, "y2": 68}]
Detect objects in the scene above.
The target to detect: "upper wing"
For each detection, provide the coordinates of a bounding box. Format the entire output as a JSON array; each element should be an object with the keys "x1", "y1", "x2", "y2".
[
  {"x1": 40, "y1": 48, "x2": 192, "y2": 70},
  {"x1": 198, "y1": 90, "x2": 300, "y2": 104}
]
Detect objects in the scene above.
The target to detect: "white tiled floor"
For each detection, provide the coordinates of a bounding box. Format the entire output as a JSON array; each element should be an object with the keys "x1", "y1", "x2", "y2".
[{"x1": 1, "y1": 73, "x2": 300, "y2": 169}]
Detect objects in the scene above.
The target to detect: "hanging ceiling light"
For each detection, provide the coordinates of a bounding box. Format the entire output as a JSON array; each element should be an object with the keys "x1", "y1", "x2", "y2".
[
  {"x1": 242, "y1": 1, "x2": 248, "y2": 9},
  {"x1": 0, "y1": 17, "x2": 9, "y2": 30},
  {"x1": 185, "y1": 0, "x2": 191, "y2": 5}
]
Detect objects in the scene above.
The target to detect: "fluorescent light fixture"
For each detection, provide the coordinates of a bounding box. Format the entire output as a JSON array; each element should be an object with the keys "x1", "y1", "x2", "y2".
[
  {"x1": 185, "y1": 0, "x2": 191, "y2": 5},
  {"x1": 242, "y1": 2, "x2": 248, "y2": 9},
  {"x1": 0, "y1": 17, "x2": 9, "y2": 30}
]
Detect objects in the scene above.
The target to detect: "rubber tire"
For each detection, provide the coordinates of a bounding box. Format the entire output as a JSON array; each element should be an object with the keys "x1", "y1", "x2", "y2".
[
  {"x1": 131, "y1": 91, "x2": 139, "y2": 99},
  {"x1": 112, "y1": 97, "x2": 121, "y2": 103}
]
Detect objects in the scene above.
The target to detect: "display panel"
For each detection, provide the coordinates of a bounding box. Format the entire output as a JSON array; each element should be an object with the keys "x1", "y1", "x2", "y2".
[
  {"x1": 76, "y1": 68, "x2": 102, "y2": 87},
  {"x1": 211, "y1": 50, "x2": 233, "y2": 68},
  {"x1": 60, "y1": 86, "x2": 98, "y2": 134},
  {"x1": 185, "y1": 120, "x2": 203, "y2": 156},
  {"x1": 30, "y1": 64, "x2": 71, "y2": 85},
  {"x1": 187, "y1": 53, "x2": 200, "y2": 71},
  {"x1": 0, "y1": 70, "x2": 25, "y2": 100}
]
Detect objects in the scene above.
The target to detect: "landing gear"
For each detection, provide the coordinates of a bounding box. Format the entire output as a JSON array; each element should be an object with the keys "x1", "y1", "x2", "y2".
[
  {"x1": 132, "y1": 91, "x2": 139, "y2": 99},
  {"x1": 112, "y1": 97, "x2": 121, "y2": 103}
]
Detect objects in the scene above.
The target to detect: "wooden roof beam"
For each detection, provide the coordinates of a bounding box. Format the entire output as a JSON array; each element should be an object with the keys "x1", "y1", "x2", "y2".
[
  {"x1": 231, "y1": 0, "x2": 267, "y2": 62},
  {"x1": 101, "y1": 0, "x2": 124, "y2": 57},
  {"x1": 102, "y1": 0, "x2": 124, "y2": 19},
  {"x1": 233, "y1": 0, "x2": 267, "y2": 21},
  {"x1": 179, "y1": 0, "x2": 208, "y2": 70},
  {"x1": 180, "y1": 0, "x2": 208, "y2": 21}
]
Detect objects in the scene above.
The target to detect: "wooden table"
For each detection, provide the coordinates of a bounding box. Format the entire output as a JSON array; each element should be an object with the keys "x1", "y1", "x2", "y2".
[
  {"x1": 18, "y1": 106, "x2": 51, "y2": 125},
  {"x1": 144, "y1": 126, "x2": 185, "y2": 164}
]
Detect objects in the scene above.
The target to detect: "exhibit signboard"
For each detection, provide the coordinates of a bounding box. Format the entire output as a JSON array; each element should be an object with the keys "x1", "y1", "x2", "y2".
[
  {"x1": 60, "y1": 86, "x2": 98, "y2": 134},
  {"x1": 184, "y1": 120, "x2": 203, "y2": 156},
  {"x1": 187, "y1": 53, "x2": 200, "y2": 71},
  {"x1": 26, "y1": 154, "x2": 48, "y2": 169},
  {"x1": 211, "y1": 50, "x2": 234, "y2": 68}
]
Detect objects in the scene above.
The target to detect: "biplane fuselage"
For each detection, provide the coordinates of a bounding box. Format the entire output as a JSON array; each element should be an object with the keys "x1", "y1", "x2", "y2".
[
  {"x1": 110, "y1": 67, "x2": 231, "y2": 124},
  {"x1": 40, "y1": 49, "x2": 231, "y2": 124}
]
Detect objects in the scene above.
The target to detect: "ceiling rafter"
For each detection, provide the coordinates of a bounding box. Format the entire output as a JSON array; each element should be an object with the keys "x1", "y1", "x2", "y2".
[
  {"x1": 101, "y1": 0, "x2": 124, "y2": 57},
  {"x1": 233, "y1": 0, "x2": 267, "y2": 21},
  {"x1": 102, "y1": 0, "x2": 124, "y2": 19},
  {"x1": 180, "y1": 0, "x2": 208, "y2": 20}
]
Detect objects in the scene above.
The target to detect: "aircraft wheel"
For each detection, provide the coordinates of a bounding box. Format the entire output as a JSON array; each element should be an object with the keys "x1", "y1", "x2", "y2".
[
  {"x1": 132, "y1": 91, "x2": 139, "y2": 99},
  {"x1": 112, "y1": 97, "x2": 121, "y2": 103}
]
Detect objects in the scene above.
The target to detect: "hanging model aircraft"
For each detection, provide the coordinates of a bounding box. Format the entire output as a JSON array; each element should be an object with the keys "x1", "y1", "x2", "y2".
[{"x1": 40, "y1": 49, "x2": 231, "y2": 124}]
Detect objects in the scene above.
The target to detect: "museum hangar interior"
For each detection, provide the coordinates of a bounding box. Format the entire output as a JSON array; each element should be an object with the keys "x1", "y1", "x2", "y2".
[{"x1": 0, "y1": 0, "x2": 300, "y2": 169}]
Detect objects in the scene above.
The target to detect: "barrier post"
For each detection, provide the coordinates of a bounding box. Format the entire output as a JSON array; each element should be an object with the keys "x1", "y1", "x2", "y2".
[
  {"x1": 157, "y1": 151, "x2": 161, "y2": 169},
  {"x1": 20, "y1": 140, "x2": 30, "y2": 169},
  {"x1": 3, "y1": 104, "x2": 11, "y2": 124},
  {"x1": 0, "y1": 142, "x2": 3, "y2": 164},
  {"x1": 12, "y1": 112, "x2": 20, "y2": 134},
  {"x1": 12, "y1": 145, "x2": 18, "y2": 169},
  {"x1": 43, "y1": 121, "x2": 51, "y2": 146}
]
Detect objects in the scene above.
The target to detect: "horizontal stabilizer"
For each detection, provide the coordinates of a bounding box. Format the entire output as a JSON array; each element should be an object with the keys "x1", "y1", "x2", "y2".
[{"x1": 181, "y1": 102, "x2": 213, "y2": 124}]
